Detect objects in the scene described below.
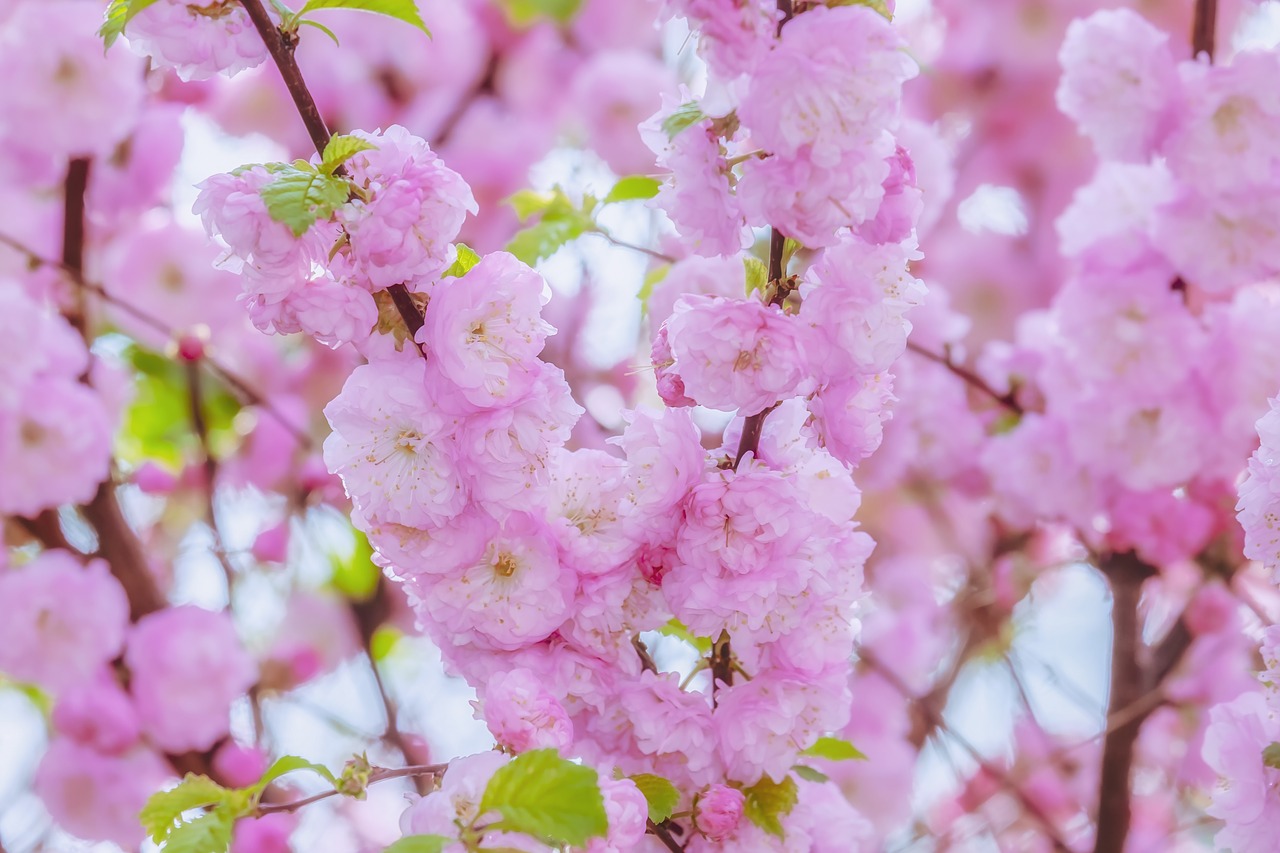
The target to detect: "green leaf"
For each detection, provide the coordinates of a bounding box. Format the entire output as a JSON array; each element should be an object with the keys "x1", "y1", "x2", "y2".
[
  {"x1": 662, "y1": 102, "x2": 706, "y2": 139},
  {"x1": 742, "y1": 776, "x2": 798, "y2": 839},
  {"x1": 657, "y1": 619, "x2": 712, "y2": 655},
  {"x1": 370, "y1": 624, "x2": 403, "y2": 661},
  {"x1": 743, "y1": 257, "x2": 769, "y2": 297},
  {"x1": 479, "y1": 749, "x2": 608, "y2": 847},
  {"x1": 827, "y1": 0, "x2": 893, "y2": 19},
  {"x1": 254, "y1": 756, "x2": 337, "y2": 794},
  {"x1": 496, "y1": 0, "x2": 583, "y2": 26},
  {"x1": 140, "y1": 775, "x2": 229, "y2": 844},
  {"x1": 800, "y1": 737, "x2": 867, "y2": 762},
  {"x1": 330, "y1": 529, "x2": 380, "y2": 602},
  {"x1": 320, "y1": 134, "x2": 377, "y2": 175},
  {"x1": 100, "y1": 0, "x2": 161, "y2": 46},
  {"x1": 297, "y1": 17, "x2": 342, "y2": 44},
  {"x1": 259, "y1": 164, "x2": 350, "y2": 237},
  {"x1": 780, "y1": 237, "x2": 803, "y2": 274},
  {"x1": 791, "y1": 765, "x2": 829, "y2": 784},
  {"x1": 506, "y1": 219, "x2": 588, "y2": 265},
  {"x1": 1264, "y1": 742, "x2": 1280, "y2": 770},
  {"x1": 161, "y1": 811, "x2": 235, "y2": 853},
  {"x1": 505, "y1": 190, "x2": 557, "y2": 222},
  {"x1": 443, "y1": 243, "x2": 481, "y2": 278},
  {"x1": 383, "y1": 837, "x2": 453, "y2": 853},
  {"x1": 117, "y1": 346, "x2": 241, "y2": 468},
  {"x1": 637, "y1": 264, "x2": 669, "y2": 316},
  {"x1": 627, "y1": 774, "x2": 679, "y2": 824},
  {"x1": 295, "y1": 0, "x2": 431, "y2": 34},
  {"x1": 603, "y1": 176, "x2": 661, "y2": 204}
]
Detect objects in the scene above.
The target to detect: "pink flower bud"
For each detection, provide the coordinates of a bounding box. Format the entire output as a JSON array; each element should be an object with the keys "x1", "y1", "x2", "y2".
[{"x1": 696, "y1": 784, "x2": 745, "y2": 841}]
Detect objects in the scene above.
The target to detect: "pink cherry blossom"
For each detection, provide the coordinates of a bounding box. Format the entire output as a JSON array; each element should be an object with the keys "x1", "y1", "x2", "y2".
[
  {"x1": 127, "y1": 0, "x2": 269, "y2": 81},
  {"x1": 125, "y1": 605, "x2": 258, "y2": 753},
  {"x1": 0, "y1": 552, "x2": 129, "y2": 694},
  {"x1": 664, "y1": 294, "x2": 813, "y2": 416},
  {"x1": 339, "y1": 125, "x2": 477, "y2": 290},
  {"x1": 475, "y1": 667, "x2": 574, "y2": 753}
]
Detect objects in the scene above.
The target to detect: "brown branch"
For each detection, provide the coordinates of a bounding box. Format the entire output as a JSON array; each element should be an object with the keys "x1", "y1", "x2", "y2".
[
  {"x1": 351, "y1": 576, "x2": 432, "y2": 794},
  {"x1": 906, "y1": 341, "x2": 1023, "y2": 415},
  {"x1": 53, "y1": 157, "x2": 169, "y2": 621},
  {"x1": 186, "y1": 361, "x2": 239, "y2": 589},
  {"x1": 862, "y1": 651, "x2": 1074, "y2": 852},
  {"x1": 0, "y1": 231, "x2": 313, "y2": 449},
  {"x1": 1093, "y1": 552, "x2": 1156, "y2": 853},
  {"x1": 255, "y1": 762, "x2": 448, "y2": 815},
  {"x1": 237, "y1": 0, "x2": 424, "y2": 345},
  {"x1": 61, "y1": 159, "x2": 91, "y2": 336},
  {"x1": 1192, "y1": 0, "x2": 1218, "y2": 60},
  {"x1": 647, "y1": 818, "x2": 686, "y2": 852}
]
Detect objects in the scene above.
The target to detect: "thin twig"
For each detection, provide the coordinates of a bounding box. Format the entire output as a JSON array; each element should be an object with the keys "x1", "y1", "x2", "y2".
[
  {"x1": 906, "y1": 341, "x2": 1023, "y2": 414},
  {"x1": 186, "y1": 361, "x2": 237, "y2": 589},
  {"x1": 0, "y1": 231, "x2": 313, "y2": 449},
  {"x1": 588, "y1": 228, "x2": 676, "y2": 263},
  {"x1": 862, "y1": 651, "x2": 1075, "y2": 852},
  {"x1": 255, "y1": 763, "x2": 449, "y2": 815},
  {"x1": 647, "y1": 818, "x2": 686, "y2": 852},
  {"x1": 237, "y1": 0, "x2": 425, "y2": 346}
]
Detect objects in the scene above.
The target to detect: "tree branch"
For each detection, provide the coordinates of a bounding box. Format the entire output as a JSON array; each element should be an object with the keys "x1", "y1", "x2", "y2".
[
  {"x1": 1092, "y1": 551, "x2": 1156, "y2": 853},
  {"x1": 255, "y1": 762, "x2": 449, "y2": 815},
  {"x1": 1192, "y1": 0, "x2": 1218, "y2": 60},
  {"x1": 906, "y1": 341, "x2": 1023, "y2": 415},
  {"x1": 236, "y1": 0, "x2": 425, "y2": 344}
]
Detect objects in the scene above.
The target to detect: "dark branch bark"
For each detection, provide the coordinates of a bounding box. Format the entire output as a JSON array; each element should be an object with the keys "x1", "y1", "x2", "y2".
[
  {"x1": 1192, "y1": 0, "x2": 1218, "y2": 60},
  {"x1": 1093, "y1": 552, "x2": 1156, "y2": 853},
  {"x1": 237, "y1": 0, "x2": 424, "y2": 344},
  {"x1": 55, "y1": 157, "x2": 169, "y2": 620},
  {"x1": 906, "y1": 341, "x2": 1023, "y2": 415}
]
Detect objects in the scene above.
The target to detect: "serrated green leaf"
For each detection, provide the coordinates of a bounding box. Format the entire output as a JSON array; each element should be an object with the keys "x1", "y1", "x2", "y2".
[
  {"x1": 496, "y1": 0, "x2": 583, "y2": 26},
  {"x1": 443, "y1": 244, "x2": 481, "y2": 278},
  {"x1": 330, "y1": 529, "x2": 380, "y2": 602},
  {"x1": 117, "y1": 345, "x2": 241, "y2": 468},
  {"x1": 657, "y1": 619, "x2": 713, "y2": 655},
  {"x1": 370, "y1": 624, "x2": 403, "y2": 661},
  {"x1": 780, "y1": 237, "x2": 803, "y2": 274},
  {"x1": 259, "y1": 165, "x2": 350, "y2": 237},
  {"x1": 506, "y1": 219, "x2": 589, "y2": 266},
  {"x1": 603, "y1": 176, "x2": 661, "y2": 205},
  {"x1": 140, "y1": 775, "x2": 229, "y2": 844},
  {"x1": 298, "y1": 17, "x2": 341, "y2": 44},
  {"x1": 1264, "y1": 742, "x2": 1280, "y2": 770},
  {"x1": 743, "y1": 257, "x2": 769, "y2": 297},
  {"x1": 296, "y1": 0, "x2": 430, "y2": 34},
  {"x1": 320, "y1": 134, "x2": 377, "y2": 175},
  {"x1": 662, "y1": 103, "x2": 705, "y2": 139},
  {"x1": 637, "y1": 264, "x2": 669, "y2": 316},
  {"x1": 479, "y1": 749, "x2": 608, "y2": 847},
  {"x1": 791, "y1": 765, "x2": 829, "y2": 783},
  {"x1": 627, "y1": 774, "x2": 679, "y2": 824},
  {"x1": 799, "y1": 737, "x2": 867, "y2": 762},
  {"x1": 254, "y1": 756, "x2": 338, "y2": 794},
  {"x1": 505, "y1": 190, "x2": 558, "y2": 222},
  {"x1": 100, "y1": 0, "x2": 161, "y2": 46},
  {"x1": 743, "y1": 776, "x2": 798, "y2": 839},
  {"x1": 161, "y1": 811, "x2": 235, "y2": 853},
  {"x1": 383, "y1": 837, "x2": 453, "y2": 853}
]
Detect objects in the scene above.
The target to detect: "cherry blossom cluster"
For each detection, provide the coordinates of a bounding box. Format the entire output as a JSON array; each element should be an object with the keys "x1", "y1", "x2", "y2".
[
  {"x1": 0, "y1": 550, "x2": 255, "y2": 847},
  {"x1": 195, "y1": 125, "x2": 477, "y2": 348}
]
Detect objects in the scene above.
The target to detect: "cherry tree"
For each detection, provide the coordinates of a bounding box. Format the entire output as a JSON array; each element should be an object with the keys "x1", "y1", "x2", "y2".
[{"x1": 2, "y1": 0, "x2": 1280, "y2": 851}]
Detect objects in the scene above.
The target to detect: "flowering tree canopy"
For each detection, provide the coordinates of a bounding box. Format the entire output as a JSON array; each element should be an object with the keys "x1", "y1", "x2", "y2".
[{"x1": 4, "y1": 0, "x2": 1280, "y2": 851}]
